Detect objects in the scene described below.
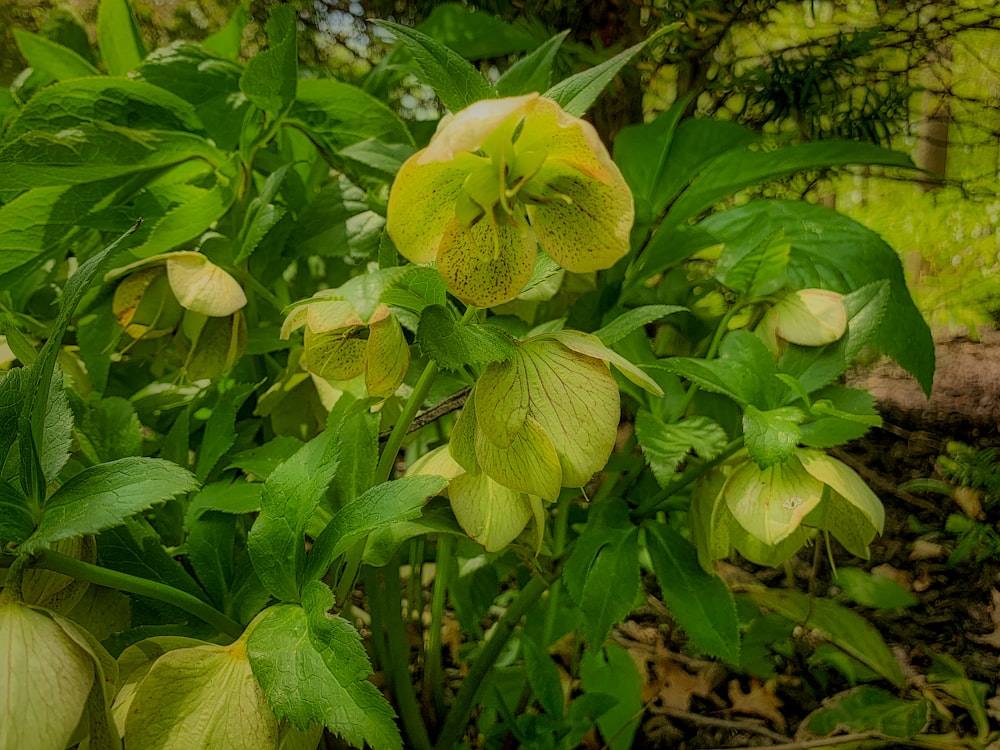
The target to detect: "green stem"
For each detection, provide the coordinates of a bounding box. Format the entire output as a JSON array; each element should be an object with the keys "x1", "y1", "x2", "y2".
[
  {"x1": 374, "y1": 360, "x2": 440, "y2": 486},
  {"x1": 22, "y1": 550, "x2": 244, "y2": 639},
  {"x1": 423, "y1": 535, "x2": 453, "y2": 719},
  {"x1": 434, "y1": 573, "x2": 551, "y2": 750},
  {"x1": 541, "y1": 495, "x2": 571, "y2": 648},
  {"x1": 674, "y1": 302, "x2": 745, "y2": 419},
  {"x1": 382, "y1": 562, "x2": 434, "y2": 750},
  {"x1": 634, "y1": 437, "x2": 744, "y2": 517}
]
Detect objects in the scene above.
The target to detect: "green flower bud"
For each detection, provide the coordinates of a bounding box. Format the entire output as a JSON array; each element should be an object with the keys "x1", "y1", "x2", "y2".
[
  {"x1": 387, "y1": 94, "x2": 634, "y2": 308},
  {"x1": 0, "y1": 600, "x2": 95, "y2": 750},
  {"x1": 282, "y1": 297, "x2": 409, "y2": 400},
  {"x1": 757, "y1": 288, "x2": 847, "y2": 355}
]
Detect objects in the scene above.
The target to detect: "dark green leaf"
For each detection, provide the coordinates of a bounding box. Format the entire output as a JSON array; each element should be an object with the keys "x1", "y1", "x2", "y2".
[
  {"x1": 0, "y1": 124, "x2": 225, "y2": 191},
  {"x1": 39, "y1": 372, "x2": 72, "y2": 482},
  {"x1": 521, "y1": 635, "x2": 563, "y2": 717},
  {"x1": 380, "y1": 267, "x2": 449, "y2": 319},
  {"x1": 635, "y1": 411, "x2": 729, "y2": 487},
  {"x1": 22, "y1": 457, "x2": 198, "y2": 553},
  {"x1": 562, "y1": 497, "x2": 633, "y2": 605},
  {"x1": 290, "y1": 176, "x2": 385, "y2": 260},
  {"x1": 13, "y1": 29, "x2": 100, "y2": 81},
  {"x1": 0, "y1": 479, "x2": 34, "y2": 544},
  {"x1": 715, "y1": 231, "x2": 790, "y2": 299},
  {"x1": 579, "y1": 643, "x2": 642, "y2": 750},
  {"x1": 185, "y1": 480, "x2": 262, "y2": 522},
  {"x1": 305, "y1": 475, "x2": 446, "y2": 582},
  {"x1": 227, "y1": 437, "x2": 303, "y2": 480},
  {"x1": 328, "y1": 402, "x2": 378, "y2": 511},
  {"x1": 418, "y1": 3, "x2": 536, "y2": 59},
  {"x1": 240, "y1": 4, "x2": 298, "y2": 115},
  {"x1": 748, "y1": 587, "x2": 905, "y2": 687},
  {"x1": 97, "y1": 0, "x2": 147, "y2": 74},
  {"x1": 579, "y1": 529, "x2": 639, "y2": 647},
  {"x1": 416, "y1": 305, "x2": 516, "y2": 370},
  {"x1": 185, "y1": 510, "x2": 235, "y2": 609},
  {"x1": 835, "y1": 567, "x2": 917, "y2": 609},
  {"x1": 195, "y1": 381, "x2": 258, "y2": 482},
  {"x1": 495, "y1": 31, "x2": 569, "y2": 98},
  {"x1": 73, "y1": 395, "x2": 143, "y2": 464},
  {"x1": 291, "y1": 78, "x2": 414, "y2": 150},
  {"x1": 362, "y1": 501, "x2": 463, "y2": 567},
  {"x1": 926, "y1": 651, "x2": 991, "y2": 737},
  {"x1": 701, "y1": 202, "x2": 933, "y2": 394},
  {"x1": 595, "y1": 305, "x2": 686, "y2": 346},
  {"x1": 376, "y1": 21, "x2": 493, "y2": 112},
  {"x1": 645, "y1": 522, "x2": 740, "y2": 665},
  {"x1": 246, "y1": 585, "x2": 402, "y2": 750},
  {"x1": 543, "y1": 31, "x2": 667, "y2": 118},
  {"x1": 801, "y1": 686, "x2": 927, "y2": 739},
  {"x1": 247, "y1": 426, "x2": 340, "y2": 601}
]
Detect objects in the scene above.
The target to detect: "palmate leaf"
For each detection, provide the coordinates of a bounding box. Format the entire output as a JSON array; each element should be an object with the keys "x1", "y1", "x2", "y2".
[
  {"x1": 246, "y1": 582, "x2": 402, "y2": 750},
  {"x1": 416, "y1": 304, "x2": 516, "y2": 370},
  {"x1": 635, "y1": 411, "x2": 729, "y2": 487},
  {"x1": 20, "y1": 458, "x2": 199, "y2": 553}
]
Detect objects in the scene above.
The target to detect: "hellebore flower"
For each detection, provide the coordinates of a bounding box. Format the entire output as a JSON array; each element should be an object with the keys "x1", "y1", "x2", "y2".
[
  {"x1": 387, "y1": 94, "x2": 634, "y2": 308},
  {"x1": 281, "y1": 294, "x2": 409, "y2": 400},
  {"x1": 406, "y1": 445, "x2": 544, "y2": 552},
  {"x1": 107, "y1": 251, "x2": 248, "y2": 379},
  {"x1": 450, "y1": 330, "x2": 662, "y2": 502},
  {"x1": 756, "y1": 288, "x2": 847, "y2": 356},
  {"x1": 690, "y1": 447, "x2": 884, "y2": 570}
]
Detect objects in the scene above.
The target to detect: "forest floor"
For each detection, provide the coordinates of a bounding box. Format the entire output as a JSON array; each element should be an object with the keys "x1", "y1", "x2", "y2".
[{"x1": 624, "y1": 328, "x2": 1000, "y2": 749}]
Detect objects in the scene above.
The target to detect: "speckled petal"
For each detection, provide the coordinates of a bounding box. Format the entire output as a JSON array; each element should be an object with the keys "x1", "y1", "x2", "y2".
[
  {"x1": 365, "y1": 312, "x2": 410, "y2": 399},
  {"x1": 304, "y1": 327, "x2": 367, "y2": 381},
  {"x1": 435, "y1": 216, "x2": 537, "y2": 307}
]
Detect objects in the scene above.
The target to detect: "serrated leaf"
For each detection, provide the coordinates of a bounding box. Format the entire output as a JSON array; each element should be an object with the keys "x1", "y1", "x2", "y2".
[
  {"x1": 495, "y1": 31, "x2": 568, "y2": 97},
  {"x1": 247, "y1": 427, "x2": 340, "y2": 602},
  {"x1": 635, "y1": 411, "x2": 729, "y2": 487},
  {"x1": 595, "y1": 305, "x2": 686, "y2": 346},
  {"x1": 0, "y1": 124, "x2": 225, "y2": 191},
  {"x1": 39, "y1": 371, "x2": 73, "y2": 482},
  {"x1": 835, "y1": 567, "x2": 917, "y2": 610},
  {"x1": 543, "y1": 31, "x2": 665, "y2": 118},
  {"x1": 579, "y1": 642, "x2": 642, "y2": 750},
  {"x1": 747, "y1": 587, "x2": 905, "y2": 687},
  {"x1": 97, "y1": 0, "x2": 146, "y2": 74},
  {"x1": 0, "y1": 479, "x2": 34, "y2": 544},
  {"x1": 521, "y1": 635, "x2": 563, "y2": 717},
  {"x1": 186, "y1": 511, "x2": 235, "y2": 609},
  {"x1": 13, "y1": 29, "x2": 100, "y2": 80},
  {"x1": 196, "y1": 381, "x2": 258, "y2": 481},
  {"x1": 240, "y1": 4, "x2": 297, "y2": 114},
  {"x1": 379, "y1": 266, "x2": 448, "y2": 318},
  {"x1": 743, "y1": 405, "x2": 804, "y2": 469},
  {"x1": 562, "y1": 498, "x2": 633, "y2": 605},
  {"x1": 246, "y1": 585, "x2": 402, "y2": 750},
  {"x1": 716, "y1": 231, "x2": 790, "y2": 299},
  {"x1": 376, "y1": 21, "x2": 493, "y2": 112},
  {"x1": 73, "y1": 395, "x2": 143, "y2": 464},
  {"x1": 21, "y1": 458, "x2": 198, "y2": 553},
  {"x1": 418, "y1": 3, "x2": 536, "y2": 59},
  {"x1": 645, "y1": 522, "x2": 740, "y2": 665},
  {"x1": 580, "y1": 529, "x2": 639, "y2": 647},
  {"x1": 305, "y1": 475, "x2": 446, "y2": 582},
  {"x1": 417, "y1": 304, "x2": 516, "y2": 370},
  {"x1": 801, "y1": 686, "x2": 928, "y2": 739},
  {"x1": 0, "y1": 369, "x2": 25, "y2": 468},
  {"x1": 291, "y1": 78, "x2": 414, "y2": 150}
]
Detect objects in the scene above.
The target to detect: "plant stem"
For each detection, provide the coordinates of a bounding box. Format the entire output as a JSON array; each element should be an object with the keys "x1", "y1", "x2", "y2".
[
  {"x1": 541, "y1": 495, "x2": 571, "y2": 648},
  {"x1": 24, "y1": 549, "x2": 244, "y2": 639},
  {"x1": 374, "y1": 360, "x2": 440, "y2": 486},
  {"x1": 633, "y1": 437, "x2": 744, "y2": 517},
  {"x1": 434, "y1": 573, "x2": 551, "y2": 750},
  {"x1": 423, "y1": 535, "x2": 453, "y2": 720},
  {"x1": 381, "y1": 561, "x2": 433, "y2": 750}
]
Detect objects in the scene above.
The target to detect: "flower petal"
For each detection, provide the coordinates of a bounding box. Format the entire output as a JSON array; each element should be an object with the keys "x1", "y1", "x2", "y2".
[
  {"x1": 449, "y1": 471, "x2": 533, "y2": 552},
  {"x1": 798, "y1": 450, "x2": 884, "y2": 533},
  {"x1": 421, "y1": 94, "x2": 537, "y2": 164},
  {"x1": 543, "y1": 330, "x2": 663, "y2": 395},
  {"x1": 475, "y1": 413, "x2": 562, "y2": 501},
  {"x1": 435, "y1": 216, "x2": 536, "y2": 307},
  {"x1": 365, "y1": 312, "x2": 410, "y2": 399},
  {"x1": 475, "y1": 355, "x2": 530, "y2": 448},
  {"x1": 723, "y1": 455, "x2": 823, "y2": 546},
  {"x1": 306, "y1": 300, "x2": 362, "y2": 333},
  {"x1": 772, "y1": 289, "x2": 847, "y2": 346},
  {"x1": 304, "y1": 327, "x2": 367, "y2": 381},
  {"x1": 167, "y1": 255, "x2": 247, "y2": 317}
]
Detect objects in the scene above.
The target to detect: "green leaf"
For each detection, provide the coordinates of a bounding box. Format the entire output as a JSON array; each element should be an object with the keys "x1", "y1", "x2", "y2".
[
  {"x1": 290, "y1": 176, "x2": 386, "y2": 260},
  {"x1": 379, "y1": 266, "x2": 449, "y2": 319},
  {"x1": 327, "y1": 401, "x2": 378, "y2": 510},
  {"x1": 291, "y1": 78, "x2": 415, "y2": 151},
  {"x1": 97, "y1": 0, "x2": 147, "y2": 74},
  {"x1": 418, "y1": 3, "x2": 536, "y2": 59},
  {"x1": 246, "y1": 585, "x2": 403, "y2": 750},
  {"x1": 543, "y1": 30, "x2": 667, "y2": 118},
  {"x1": 495, "y1": 31, "x2": 568, "y2": 98},
  {"x1": 644, "y1": 522, "x2": 740, "y2": 665},
  {"x1": 579, "y1": 529, "x2": 639, "y2": 648},
  {"x1": 13, "y1": 29, "x2": 100, "y2": 81},
  {"x1": 743, "y1": 405, "x2": 804, "y2": 469},
  {"x1": 305, "y1": 475, "x2": 446, "y2": 582},
  {"x1": 799, "y1": 385, "x2": 880, "y2": 448},
  {"x1": 4, "y1": 78, "x2": 203, "y2": 140},
  {"x1": 701, "y1": 201, "x2": 933, "y2": 394},
  {"x1": 227, "y1": 438, "x2": 303, "y2": 480},
  {"x1": 186, "y1": 480, "x2": 262, "y2": 521},
  {"x1": 579, "y1": 643, "x2": 642, "y2": 750},
  {"x1": 376, "y1": 20, "x2": 493, "y2": 112},
  {"x1": 0, "y1": 124, "x2": 225, "y2": 191},
  {"x1": 195, "y1": 381, "x2": 259, "y2": 482},
  {"x1": 39, "y1": 372, "x2": 73, "y2": 482},
  {"x1": 835, "y1": 567, "x2": 917, "y2": 610},
  {"x1": 801, "y1": 686, "x2": 928, "y2": 739},
  {"x1": 202, "y1": 0, "x2": 248, "y2": 60},
  {"x1": 240, "y1": 4, "x2": 298, "y2": 115},
  {"x1": 715, "y1": 231, "x2": 790, "y2": 299},
  {"x1": 521, "y1": 635, "x2": 563, "y2": 717},
  {"x1": 563, "y1": 497, "x2": 633, "y2": 604},
  {"x1": 662, "y1": 330, "x2": 784, "y2": 408},
  {"x1": 747, "y1": 587, "x2": 905, "y2": 687},
  {"x1": 362, "y1": 501, "x2": 463, "y2": 567},
  {"x1": 21, "y1": 458, "x2": 198, "y2": 553},
  {"x1": 0, "y1": 479, "x2": 34, "y2": 544},
  {"x1": 594, "y1": 305, "x2": 686, "y2": 346},
  {"x1": 0, "y1": 369, "x2": 26, "y2": 469},
  {"x1": 235, "y1": 166, "x2": 288, "y2": 264},
  {"x1": 247, "y1": 409, "x2": 343, "y2": 600},
  {"x1": 667, "y1": 139, "x2": 915, "y2": 228},
  {"x1": 186, "y1": 511, "x2": 235, "y2": 609},
  {"x1": 635, "y1": 411, "x2": 728, "y2": 488},
  {"x1": 926, "y1": 651, "x2": 991, "y2": 737},
  {"x1": 72, "y1": 395, "x2": 144, "y2": 464},
  {"x1": 416, "y1": 304, "x2": 517, "y2": 370}
]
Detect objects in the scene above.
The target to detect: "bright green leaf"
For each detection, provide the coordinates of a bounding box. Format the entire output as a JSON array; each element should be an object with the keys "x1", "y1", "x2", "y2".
[
  {"x1": 635, "y1": 411, "x2": 729, "y2": 487},
  {"x1": 743, "y1": 404, "x2": 804, "y2": 469},
  {"x1": 579, "y1": 642, "x2": 642, "y2": 750},
  {"x1": 418, "y1": 3, "x2": 536, "y2": 59},
  {"x1": 240, "y1": 4, "x2": 297, "y2": 115},
  {"x1": 417, "y1": 305, "x2": 517, "y2": 370},
  {"x1": 97, "y1": 0, "x2": 147, "y2": 74},
  {"x1": 835, "y1": 567, "x2": 917, "y2": 609},
  {"x1": 495, "y1": 31, "x2": 568, "y2": 97},
  {"x1": 801, "y1": 686, "x2": 927, "y2": 739},
  {"x1": 594, "y1": 305, "x2": 686, "y2": 346},
  {"x1": 13, "y1": 29, "x2": 100, "y2": 80}
]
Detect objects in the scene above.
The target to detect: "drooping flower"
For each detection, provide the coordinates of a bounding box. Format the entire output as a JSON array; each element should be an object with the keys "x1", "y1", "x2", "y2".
[
  {"x1": 387, "y1": 94, "x2": 634, "y2": 308},
  {"x1": 281, "y1": 294, "x2": 409, "y2": 400},
  {"x1": 106, "y1": 251, "x2": 248, "y2": 379},
  {"x1": 756, "y1": 288, "x2": 847, "y2": 356},
  {"x1": 450, "y1": 330, "x2": 662, "y2": 502}
]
